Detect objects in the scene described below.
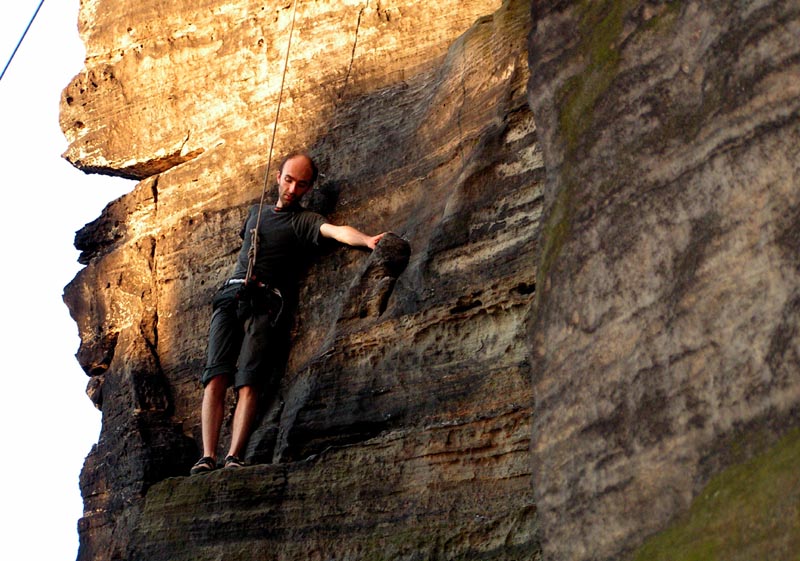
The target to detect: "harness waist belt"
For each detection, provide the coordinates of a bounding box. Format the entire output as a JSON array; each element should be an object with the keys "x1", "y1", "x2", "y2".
[{"x1": 222, "y1": 278, "x2": 282, "y2": 298}]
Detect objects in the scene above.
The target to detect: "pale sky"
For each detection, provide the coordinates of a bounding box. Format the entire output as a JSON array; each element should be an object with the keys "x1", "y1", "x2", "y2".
[{"x1": 0, "y1": 1, "x2": 133, "y2": 559}]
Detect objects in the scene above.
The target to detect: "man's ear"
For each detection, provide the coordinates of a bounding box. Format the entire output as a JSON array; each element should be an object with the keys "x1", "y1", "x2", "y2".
[{"x1": 275, "y1": 170, "x2": 282, "y2": 184}]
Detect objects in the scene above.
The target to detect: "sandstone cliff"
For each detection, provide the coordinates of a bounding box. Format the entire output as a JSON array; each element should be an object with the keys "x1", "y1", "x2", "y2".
[
  {"x1": 61, "y1": 1, "x2": 799, "y2": 560},
  {"x1": 527, "y1": 2, "x2": 800, "y2": 559}
]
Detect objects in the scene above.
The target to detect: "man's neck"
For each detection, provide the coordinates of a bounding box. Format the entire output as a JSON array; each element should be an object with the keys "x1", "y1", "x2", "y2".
[{"x1": 274, "y1": 202, "x2": 300, "y2": 212}]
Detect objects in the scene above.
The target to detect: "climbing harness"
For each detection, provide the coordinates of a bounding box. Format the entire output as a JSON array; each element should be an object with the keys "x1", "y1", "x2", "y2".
[{"x1": 245, "y1": 0, "x2": 301, "y2": 284}]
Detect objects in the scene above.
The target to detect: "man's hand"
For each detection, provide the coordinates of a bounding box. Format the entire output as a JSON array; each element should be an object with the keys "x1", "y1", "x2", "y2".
[
  {"x1": 320, "y1": 223, "x2": 387, "y2": 250},
  {"x1": 247, "y1": 230, "x2": 257, "y2": 261},
  {"x1": 365, "y1": 232, "x2": 386, "y2": 250}
]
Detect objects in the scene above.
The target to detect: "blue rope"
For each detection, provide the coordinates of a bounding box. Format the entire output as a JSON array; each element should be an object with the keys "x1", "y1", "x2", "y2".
[{"x1": 1, "y1": 0, "x2": 46, "y2": 82}]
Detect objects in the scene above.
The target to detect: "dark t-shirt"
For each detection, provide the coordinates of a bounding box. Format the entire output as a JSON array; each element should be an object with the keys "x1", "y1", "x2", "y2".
[{"x1": 230, "y1": 205, "x2": 327, "y2": 291}]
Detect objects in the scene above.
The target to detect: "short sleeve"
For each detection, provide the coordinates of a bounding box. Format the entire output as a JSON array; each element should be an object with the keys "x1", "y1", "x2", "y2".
[
  {"x1": 292, "y1": 210, "x2": 328, "y2": 246},
  {"x1": 239, "y1": 205, "x2": 258, "y2": 239}
]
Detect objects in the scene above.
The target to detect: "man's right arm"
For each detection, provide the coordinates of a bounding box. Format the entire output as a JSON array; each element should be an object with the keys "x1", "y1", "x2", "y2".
[{"x1": 319, "y1": 223, "x2": 385, "y2": 250}]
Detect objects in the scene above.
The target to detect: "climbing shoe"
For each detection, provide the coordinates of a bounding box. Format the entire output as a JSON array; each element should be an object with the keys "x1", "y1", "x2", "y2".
[
  {"x1": 224, "y1": 455, "x2": 245, "y2": 468},
  {"x1": 190, "y1": 456, "x2": 216, "y2": 475}
]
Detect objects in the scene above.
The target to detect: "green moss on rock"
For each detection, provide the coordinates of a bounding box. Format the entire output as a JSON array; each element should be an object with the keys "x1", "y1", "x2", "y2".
[
  {"x1": 535, "y1": 179, "x2": 574, "y2": 296},
  {"x1": 628, "y1": 429, "x2": 800, "y2": 561},
  {"x1": 557, "y1": 0, "x2": 636, "y2": 152}
]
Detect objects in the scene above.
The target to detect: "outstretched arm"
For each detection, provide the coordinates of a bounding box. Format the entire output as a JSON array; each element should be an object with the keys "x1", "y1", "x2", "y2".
[{"x1": 320, "y1": 223, "x2": 386, "y2": 250}]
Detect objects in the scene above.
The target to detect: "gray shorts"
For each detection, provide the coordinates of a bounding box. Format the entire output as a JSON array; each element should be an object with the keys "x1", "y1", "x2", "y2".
[{"x1": 201, "y1": 282, "x2": 283, "y2": 389}]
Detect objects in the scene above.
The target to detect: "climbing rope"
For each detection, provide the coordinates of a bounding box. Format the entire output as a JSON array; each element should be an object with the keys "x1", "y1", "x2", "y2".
[{"x1": 245, "y1": 0, "x2": 300, "y2": 284}]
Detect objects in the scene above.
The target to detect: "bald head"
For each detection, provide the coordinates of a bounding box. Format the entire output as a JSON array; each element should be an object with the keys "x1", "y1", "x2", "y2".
[
  {"x1": 275, "y1": 152, "x2": 317, "y2": 209},
  {"x1": 279, "y1": 151, "x2": 318, "y2": 185}
]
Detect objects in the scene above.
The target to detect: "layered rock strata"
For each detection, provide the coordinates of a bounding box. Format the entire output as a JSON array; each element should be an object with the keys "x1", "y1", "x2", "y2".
[{"x1": 63, "y1": 0, "x2": 541, "y2": 559}]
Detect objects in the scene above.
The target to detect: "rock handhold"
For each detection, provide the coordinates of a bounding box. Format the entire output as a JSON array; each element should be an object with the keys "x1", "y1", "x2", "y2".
[{"x1": 339, "y1": 233, "x2": 411, "y2": 322}]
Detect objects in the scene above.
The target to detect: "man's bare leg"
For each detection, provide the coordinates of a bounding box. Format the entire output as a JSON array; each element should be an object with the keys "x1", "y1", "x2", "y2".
[
  {"x1": 225, "y1": 384, "x2": 257, "y2": 465},
  {"x1": 200, "y1": 375, "x2": 229, "y2": 461}
]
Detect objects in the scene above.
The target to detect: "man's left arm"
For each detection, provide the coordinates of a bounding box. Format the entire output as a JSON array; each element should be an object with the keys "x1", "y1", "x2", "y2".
[{"x1": 320, "y1": 223, "x2": 386, "y2": 250}]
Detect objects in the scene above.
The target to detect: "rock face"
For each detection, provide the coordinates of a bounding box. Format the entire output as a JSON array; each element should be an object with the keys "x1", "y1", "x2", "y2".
[
  {"x1": 62, "y1": 0, "x2": 800, "y2": 560},
  {"x1": 62, "y1": 1, "x2": 540, "y2": 560},
  {"x1": 527, "y1": 1, "x2": 800, "y2": 560}
]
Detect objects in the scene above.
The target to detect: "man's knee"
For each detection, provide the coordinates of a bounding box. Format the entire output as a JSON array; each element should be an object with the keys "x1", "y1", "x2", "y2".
[
  {"x1": 236, "y1": 384, "x2": 258, "y2": 401},
  {"x1": 204, "y1": 374, "x2": 229, "y2": 398}
]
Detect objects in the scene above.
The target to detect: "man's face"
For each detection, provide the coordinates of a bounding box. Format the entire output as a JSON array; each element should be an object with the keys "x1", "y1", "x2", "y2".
[{"x1": 275, "y1": 155, "x2": 314, "y2": 209}]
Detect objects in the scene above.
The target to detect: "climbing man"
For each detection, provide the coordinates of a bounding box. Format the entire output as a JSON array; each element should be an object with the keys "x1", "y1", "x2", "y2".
[{"x1": 190, "y1": 151, "x2": 386, "y2": 474}]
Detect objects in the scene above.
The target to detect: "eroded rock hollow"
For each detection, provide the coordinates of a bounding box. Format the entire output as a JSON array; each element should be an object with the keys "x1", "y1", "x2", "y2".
[{"x1": 62, "y1": 1, "x2": 799, "y2": 560}]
